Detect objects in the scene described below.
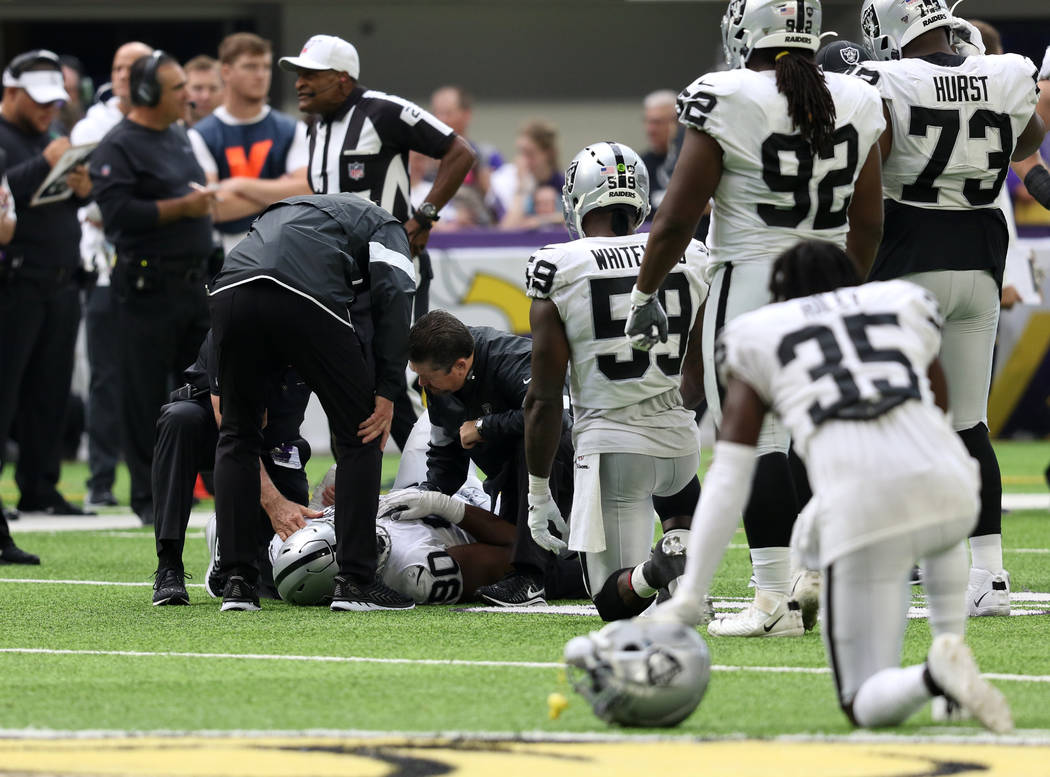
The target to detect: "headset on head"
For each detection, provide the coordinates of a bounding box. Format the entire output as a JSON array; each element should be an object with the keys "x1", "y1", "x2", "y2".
[
  {"x1": 133, "y1": 50, "x2": 165, "y2": 108},
  {"x1": 4, "y1": 49, "x2": 62, "y2": 82}
]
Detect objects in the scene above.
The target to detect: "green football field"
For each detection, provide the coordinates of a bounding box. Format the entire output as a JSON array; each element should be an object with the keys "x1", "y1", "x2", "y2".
[{"x1": 1, "y1": 442, "x2": 1048, "y2": 776}]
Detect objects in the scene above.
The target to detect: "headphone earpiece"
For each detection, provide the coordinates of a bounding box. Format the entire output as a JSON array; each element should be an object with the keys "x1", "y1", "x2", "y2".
[{"x1": 133, "y1": 50, "x2": 164, "y2": 108}]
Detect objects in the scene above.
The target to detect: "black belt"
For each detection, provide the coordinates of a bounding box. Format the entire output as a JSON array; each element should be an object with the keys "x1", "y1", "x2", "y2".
[
  {"x1": 10, "y1": 263, "x2": 77, "y2": 285},
  {"x1": 118, "y1": 255, "x2": 206, "y2": 283}
]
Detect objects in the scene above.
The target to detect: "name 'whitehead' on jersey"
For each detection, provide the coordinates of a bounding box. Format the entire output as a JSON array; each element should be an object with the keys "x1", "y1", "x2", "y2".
[
  {"x1": 676, "y1": 69, "x2": 885, "y2": 270},
  {"x1": 526, "y1": 234, "x2": 707, "y2": 457},
  {"x1": 851, "y1": 54, "x2": 1038, "y2": 210},
  {"x1": 716, "y1": 280, "x2": 942, "y2": 456}
]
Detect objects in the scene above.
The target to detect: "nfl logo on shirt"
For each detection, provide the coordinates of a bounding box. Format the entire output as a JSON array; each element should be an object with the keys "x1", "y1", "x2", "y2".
[{"x1": 348, "y1": 162, "x2": 365, "y2": 181}]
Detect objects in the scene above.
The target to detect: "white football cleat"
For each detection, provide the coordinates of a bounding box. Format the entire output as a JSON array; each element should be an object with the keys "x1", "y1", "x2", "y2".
[
  {"x1": 707, "y1": 589, "x2": 803, "y2": 638},
  {"x1": 926, "y1": 633, "x2": 1012, "y2": 734},
  {"x1": 967, "y1": 568, "x2": 1011, "y2": 617},
  {"x1": 789, "y1": 569, "x2": 821, "y2": 631}
]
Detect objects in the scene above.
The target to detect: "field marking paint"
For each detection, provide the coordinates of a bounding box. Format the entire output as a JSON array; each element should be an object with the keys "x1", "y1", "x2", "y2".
[
  {"x1": 0, "y1": 647, "x2": 1046, "y2": 684},
  {"x1": 0, "y1": 578, "x2": 205, "y2": 589},
  {"x1": 0, "y1": 726, "x2": 1048, "y2": 746}
]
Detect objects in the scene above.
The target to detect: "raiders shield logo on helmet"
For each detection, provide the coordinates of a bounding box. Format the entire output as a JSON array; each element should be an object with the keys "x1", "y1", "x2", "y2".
[{"x1": 840, "y1": 45, "x2": 861, "y2": 65}]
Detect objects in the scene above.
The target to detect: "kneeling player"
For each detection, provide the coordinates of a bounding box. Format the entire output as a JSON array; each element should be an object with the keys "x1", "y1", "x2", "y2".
[
  {"x1": 524, "y1": 141, "x2": 709, "y2": 621},
  {"x1": 655, "y1": 240, "x2": 1011, "y2": 733}
]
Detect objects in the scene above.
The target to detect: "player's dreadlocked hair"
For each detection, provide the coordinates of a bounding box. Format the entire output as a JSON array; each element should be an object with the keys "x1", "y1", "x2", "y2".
[
  {"x1": 756, "y1": 48, "x2": 837, "y2": 153},
  {"x1": 769, "y1": 240, "x2": 860, "y2": 302}
]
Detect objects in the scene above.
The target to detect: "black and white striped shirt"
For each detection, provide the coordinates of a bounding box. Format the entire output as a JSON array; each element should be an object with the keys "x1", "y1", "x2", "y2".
[{"x1": 306, "y1": 86, "x2": 455, "y2": 222}]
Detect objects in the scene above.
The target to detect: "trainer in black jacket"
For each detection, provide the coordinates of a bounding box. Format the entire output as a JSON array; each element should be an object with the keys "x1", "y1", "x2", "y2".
[
  {"x1": 408, "y1": 312, "x2": 576, "y2": 605},
  {"x1": 208, "y1": 192, "x2": 416, "y2": 612}
]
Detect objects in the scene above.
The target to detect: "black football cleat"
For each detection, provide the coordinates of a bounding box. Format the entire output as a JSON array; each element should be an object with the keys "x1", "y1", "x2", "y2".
[
  {"x1": 330, "y1": 575, "x2": 415, "y2": 611},
  {"x1": 152, "y1": 567, "x2": 190, "y2": 606}
]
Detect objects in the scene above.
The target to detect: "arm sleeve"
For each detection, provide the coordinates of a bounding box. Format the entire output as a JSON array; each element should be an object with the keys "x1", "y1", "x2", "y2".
[
  {"x1": 90, "y1": 142, "x2": 160, "y2": 232},
  {"x1": 424, "y1": 442, "x2": 469, "y2": 495},
  {"x1": 366, "y1": 222, "x2": 416, "y2": 400},
  {"x1": 4, "y1": 153, "x2": 51, "y2": 206},
  {"x1": 187, "y1": 129, "x2": 218, "y2": 177},
  {"x1": 674, "y1": 441, "x2": 757, "y2": 608}
]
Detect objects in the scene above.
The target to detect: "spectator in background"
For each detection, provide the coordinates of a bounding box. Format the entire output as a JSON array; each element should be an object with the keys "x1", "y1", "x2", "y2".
[
  {"x1": 57, "y1": 55, "x2": 88, "y2": 134},
  {"x1": 492, "y1": 119, "x2": 565, "y2": 230},
  {"x1": 90, "y1": 51, "x2": 215, "y2": 525},
  {"x1": 0, "y1": 49, "x2": 93, "y2": 516},
  {"x1": 183, "y1": 55, "x2": 222, "y2": 126},
  {"x1": 189, "y1": 32, "x2": 310, "y2": 254},
  {"x1": 72, "y1": 40, "x2": 153, "y2": 511},
  {"x1": 430, "y1": 85, "x2": 502, "y2": 196},
  {"x1": 640, "y1": 89, "x2": 677, "y2": 210}
]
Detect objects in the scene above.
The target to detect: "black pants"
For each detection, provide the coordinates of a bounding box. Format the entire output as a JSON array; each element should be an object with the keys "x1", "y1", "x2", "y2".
[
  {"x1": 209, "y1": 280, "x2": 381, "y2": 583},
  {"x1": 84, "y1": 283, "x2": 121, "y2": 493},
  {"x1": 0, "y1": 277, "x2": 80, "y2": 507},
  {"x1": 152, "y1": 397, "x2": 309, "y2": 585},
  {"x1": 483, "y1": 430, "x2": 575, "y2": 582},
  {"x1": 114, "y1": 269, "x2": 210, "y2": 517}
]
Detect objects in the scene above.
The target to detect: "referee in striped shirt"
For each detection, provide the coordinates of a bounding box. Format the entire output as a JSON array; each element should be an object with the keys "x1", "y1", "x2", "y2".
[{"x1": 279, "y1": 35, "x2": 475, "y2": 448}]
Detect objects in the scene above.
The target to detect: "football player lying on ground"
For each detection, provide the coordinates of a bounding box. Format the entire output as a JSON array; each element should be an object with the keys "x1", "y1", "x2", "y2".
[
  {"x1": 524, "y1": 141, "x2": 708, "y2": 621},
  {"x1": 651, "y1": 240, "x2": 1012, "y2": 733},
  {"x1": 265, "y1": 411, "x2": 587, "y2": 605}
]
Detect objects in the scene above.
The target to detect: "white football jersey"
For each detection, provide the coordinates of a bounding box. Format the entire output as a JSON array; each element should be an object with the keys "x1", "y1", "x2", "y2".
[
  {"x1": 526, "y1": 234, "x2": 708, "y2": 456},
  {"x1": 717, "y1": 280, "x2": 942, "y2": 455},
  {"x1": 677, "y1": 69, "x2": 885, "y2": 270},
  {"x1": 377, "y1": 516, "x2": 474, "y2": 605},
  {"x1": 851, "y1": 54, "x2": 1038, "y2": 209}
]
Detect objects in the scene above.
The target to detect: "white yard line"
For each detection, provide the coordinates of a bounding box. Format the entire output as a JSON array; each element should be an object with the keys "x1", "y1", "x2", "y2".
[
  {"x1": 0, "y1": 726, "x2": 1048, "y2": 746},
  {"x1": 0, "y1": 578, "x2": 205, "y2": 588},
  {"x1": 0, "y1": 647, "x2": 1045, "y2": 684}
]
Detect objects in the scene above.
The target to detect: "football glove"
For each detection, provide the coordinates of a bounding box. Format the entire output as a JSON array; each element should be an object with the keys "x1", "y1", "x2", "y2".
[
  {"x1": 378, "y1": 488, "x2": 465, "y2": 524},
  {"x1": 527, "y1": 490, "x2": 568, "y2": 554},
  {"x1": 624, "y1": 285, "x2": 668, "y2": 351},
  {"x1": 950, "y1": 18, "x2": 985, "y2": 57}
]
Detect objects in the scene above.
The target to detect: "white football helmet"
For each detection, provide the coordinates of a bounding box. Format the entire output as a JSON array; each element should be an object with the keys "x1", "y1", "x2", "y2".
[
  {"x1": 564, "y1": 619, "x2": 711, "y2": 727},
  {"x1": 861, "y1": 0, "x2": 952, "y2": 61},
  {"x1": 562, "y1": 141, "x2": 650, "y2": 240},
  {"x1": 272, "y1": 508, "x2": 392, "y2": 605},
  {"x1": 722, "y1": 0, "x2": 823, "y2": 69}
]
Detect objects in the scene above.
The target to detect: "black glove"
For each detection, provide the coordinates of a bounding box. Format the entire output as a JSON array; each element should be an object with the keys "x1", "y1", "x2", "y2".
[{"x1": 1024, "y1": 166, "x2": 1050, "y2": 211}]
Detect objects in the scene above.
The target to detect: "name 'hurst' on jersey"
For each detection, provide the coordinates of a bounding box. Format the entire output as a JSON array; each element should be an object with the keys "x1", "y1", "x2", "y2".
[{"x1": 850, "y1": 53, "x2": 1038, "y2": 210}]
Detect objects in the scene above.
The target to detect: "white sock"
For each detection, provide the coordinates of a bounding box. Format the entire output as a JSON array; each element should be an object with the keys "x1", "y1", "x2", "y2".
[
  {"x1": 969, "y1": 534, "x2": 1003, "y2": 574},
  {"x1": 851, "y1": 664, "x2": 931, "y2": 727},
  {"x1": 750, "y1": 547, "x2": 791, "y2": 595},
  {"x1": 630, "y1": 565, "x2": 657, "y2": 598}
]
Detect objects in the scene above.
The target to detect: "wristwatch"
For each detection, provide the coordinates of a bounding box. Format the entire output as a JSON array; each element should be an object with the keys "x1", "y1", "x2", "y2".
[
  {"x1": 474, "y1": 417, "x2": 485, "y2": 438},
  {"x1": 414, "y1": 202, "x2": 440, "y2": 229}
]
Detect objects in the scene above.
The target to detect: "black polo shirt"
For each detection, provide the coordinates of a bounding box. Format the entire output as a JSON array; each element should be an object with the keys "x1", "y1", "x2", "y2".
[
  {"x1": 0, "y1": 117, "x2": 82, "y2": 271},
  {"x1": 90, "y1": 117, "x2": 214, "y2": 260}
]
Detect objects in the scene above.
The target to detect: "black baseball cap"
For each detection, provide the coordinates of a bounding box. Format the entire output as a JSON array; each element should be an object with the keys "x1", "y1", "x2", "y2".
[{"x1": 817, "y1": 40, "x2": 873, "y2": 74}]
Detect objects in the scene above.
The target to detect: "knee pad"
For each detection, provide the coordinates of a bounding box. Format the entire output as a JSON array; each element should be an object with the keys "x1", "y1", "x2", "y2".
[
  {"x1": 653, "y1": 476, "x2": 700, "y2": 523},
  {"x1": 592, "y1": 568, "x2": 649, "y2": 622}
]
